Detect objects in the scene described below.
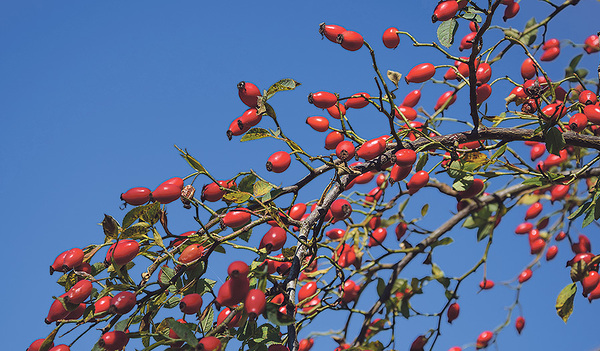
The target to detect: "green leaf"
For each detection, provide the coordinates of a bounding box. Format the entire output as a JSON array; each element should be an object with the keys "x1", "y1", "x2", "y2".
[
  {"x1": 223, "y1": 191, "x2": 252, "y2": 204},
  {"x1": 431, "y1": 263, "x2": 444, "y2": 279},
  {"x1": 430, "y1": 237, "x2": 453, "y2": 248},
  {"x1": 102, "y1": 214, "x2": 120, "y2": 241},
  {"x1": 194, "y1": 278, "x2": 217, "y2": 296},
  {"x1": 152, "y1": 228, "x2": 165, "y2": 248},
  {"x1": 286, "y1": 138, "x2": 303, "y2": 153},
  {"x1": 159, "y1": 265, "x2": 176, "y2": 286},
  {"x1": 201, "y1": 304, "x2": 214, "y2": 333},
  {"x1": 238, "y1": 174, "x2": 257, "y2": 193},
  {"x1": 556, "y1": 283, "x2": 577, "y2": 323},
  {"x1": 376, "y1": 278, "x2": 386, "y2": 298},
  {"x1": 241, "y1": 128, "x2": 272, "y2": 142},
  {"x1": 265, "y1": 303, "x2": 295, "y2": 326},
  {"x1": 582, "y1": 205, "x2": 596, "y2": 227},
  {"x1": 545, "y1": 127, "x2": 565, "y2": 156},
  {"x1": 123, "y1": 202, "x2": 160, "y2": 229},
  {"x1": 238, "y1": 318, "x2": 257, "y2": 341},
  {"x1": 491, "y1": 144, "x2": 507, "y2": 160},
  {"x1": 437, "y1": 19, "x2": 458, "y2": 48},
  {"x1": 522, "y1": 176, "x2": 545, "y2": 186},
  {"x1": 176, "y1": 146, "x2": 207, "y2": 174},
  {"x1": 265, "y1": 78, "x2": 301, "y2": 99},
  {"x1": 420, "y1": 204, "x2": 429, "y2": 217},
  {"x1": 521, "y1": 17, "x2": 538, "y2": 46},
  {"x1": 414, "y1": 153, "x2": 429, "y2": 172},
  {"x1": 453, "y1": 175, "x2": 474, "y2": 191},
  {"x1": 569, "y1": 54, "x2": 583, "y2": 70},
  {"x1": 476, "y1": 222, "x2": 494, "y2": 241},
  {"x1": 121, "y1": 222, "x2": 150, "y2": 239},
  {"x1": 140, "y1": 202, "x2": 161, "y2": 226},
  {"x1": 575, "y1": 68, "x2": 589, "y2": 79},
  {"x1": 253, "y1": 180, "x2": 274, "y2": 197},
  {"x1": 569, "y1": 201, "x2": 592, "y2": 220},
  {"x1": 165, "y1": 295, "x2": 181, "y2": 309},
  {"x1": 264, "y1": 102, "x2": 277, "y2": 119},
  {"x1": 167, "y1": 318, "x2": 198, "y2": 346}
]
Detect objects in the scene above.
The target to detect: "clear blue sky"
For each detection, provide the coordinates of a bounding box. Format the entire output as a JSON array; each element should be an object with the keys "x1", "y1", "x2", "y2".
[{"x1": 2, "y1": 1, "x2": 599, "y2": 350}]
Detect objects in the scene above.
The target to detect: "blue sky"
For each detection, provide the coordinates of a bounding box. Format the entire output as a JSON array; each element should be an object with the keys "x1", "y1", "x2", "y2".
[{"x1": 2, "y1": 1, "x2": 600, "y2": 350}]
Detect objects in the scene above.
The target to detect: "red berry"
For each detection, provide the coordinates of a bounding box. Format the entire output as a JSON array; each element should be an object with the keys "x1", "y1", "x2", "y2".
[
  {"x1": 432, "y1": 1, "x2": 459, "y2": 22},
  {"x1": 336, "y1": 140, "x2": 356, "y2": 161},
  {"x1": 266, "y1": 151, "x2": 292, "y2": 173},
  {"x1": 555, "y1": 231, "x2": 566, "y2": 241},
  {"x1": 331, "y1": 199, "x2": 352, "y2": 220},
  {"x1": 434, "y1": 91, "x2": 457, "y2": 111},
  {"x1": 260, "y1": 226, "x2": 287, "y2": 252},
  {"x1": 550, "y1": 184, "x2": 569, "y2": 202},
  {"x1": 587, "y1": 279, "x2": 600, "y2": 301},
  {"x1": 540, "y1": 46, "x2": 560, "y2": 61},
  {"x1": 578, "y1": 90, "x2": 598, "y2": 105},
  {"x1": 394, "y1": 105, "x2": 417, "y2": 120},
  {"x1": 530, "y1": 143, "x2": 544, "y2": 160},
  {"x1": 335, "y1": 243, "x2": 357, "y2": 268},
  {"x1": 109, "y1": 291, "x2": 136, "y2": 315},
  {"x1": 216, "y1": 276, "x2": 250, "y2": 307},
  {"x1": 396, "y1": 222, "x2": 408, "y2": 240},
  {"x1": 459, "y1": 32, "x2": 477, "y2": 51},
  {"x1": 94, "y1": 296, "x2": 112, "y2": 316},
  {"x1": 245, "y1": 289, "x2": 266, "y2": 318},
  {"x1": 180, "y1": 293, "x2": 203, "y2": 314},
  {"x1": 168, "y1": 318, "x2": 187, "y2": 348},
  {"x1": 197, "y1": 336, "x2": 221, "y2": 351},
  {"x1": 120, "y1": 187, "x2": 151, "y2": 206},
  {"x1": 326, "y1": 228, "x2": 345, "y2": 240},
  {"x1": 308, "y1": 91, "x2": 337, "y2": 109},
  {"x1": 99, "y1": 331, "x2": 129, "y2": 351},
  {"x1": 106, "y1": 240, "x2": 139, "y2": 266},
  {"x1": 341, "y1": 280, "x2": 360, "y2": 303},
  {"x1": 240, "y1": 108, "x2": 262, "y2": 127},
  {"x1": 390, "y1": 164, "x2": 412, "y2": 183},
  {"x1": 407, "y1": 171, "x2": 429, "y2": 195},
  {"x1": 238, "y1": 81, "x2": 261, "y2": 108},
  {"x1": 405, "y1": 63, "x2": 436, "y2": 83},
  {"x1": 476, "y1": 63, "x2": 492, "y2": 84},
  {"x1": 179, "y1": 243, "x2": 205, "y2": 265},
  {"x1": 368, "y1": 227, "x2": 388, "y2": 247},
  {"x1": 319, "y1": 23, "x2": 346, "y2": 43},
  {"x1": 202, "y1": 180, "x2": 234, "y2": 202},
  {"x1": 63, "y1": 248, "x2": 84, "y2": 271},
  {"x1": 327, "y1": 103, "x2": 346, "y2": 119},
  {"x1": 28, "y1": 339, "x2": 54, "y2": 351},
  {"x1": 476, "y1": 331, "x2": 493, "y2": 348},
  {"x1": 515, "y1": 316, "x2": 525, "y2": 334},
  {"x1": 457, "y1": 178, "x2": 484, "y2": 199},
  {"x1": 530, "y1": 238, "x2": 546, "y2": 255},
  {"x1": 223, "y1": 208, "x2": 251, "y2": 228},
  {"x1": 306, "y1": 116, "x2": 329, "y2": 132},
  {"x1": 161, "y1": 177, "x2": 184, "y2": 190},
  {"x1": 45, "y1": 295, "x2": 70, "y2": 324},
  {"x1": 346, "y1": 92, "x2": 371, "y2": 109},
  {"x1": 289, "y1": 203, "x2": 307, "y2": 221},
  {"x1": 525, "y1": 202, "x2": 543, "y2": 220},
  {"x1": 542, "y1": 38, "x2": 560, "y2": 50},
  {"x1": 447, "y1": 302, "x2": 460, "y2": 323},
  {"x1": 520, "y1": 58, "x2": 537, "y2": 79},
  {"x1": 410, "y1": 334, "x2": 427, "y2": 351},
  {"x1": 298, "y1": 338, "x2": 314, "y2": 351},
  {"x1": 402, "y1": 90, "x2": 421, "y2": 107},
  {"x1": 584, "y1": 104, "x2": 600, "y2": 124},
  {"x1": 476, "y1": 84, "x2": 492, "y2": 104},
  {"x1": 518, "y1": 268, "x2": 533, "y2": 283},
  {"x1": 546, "y1": 245, "x2": 558, "y2": 260},
  {"x1": 582, "y1": 271, "x2": 600, "y2": 297},
  {"x1": 228, "y1": 261, "x2": 249, "y2": 278},
  {"x1": 479, "y1": 280, "x2": 494, "y2": 289},
  {"x1": 357, "y1": 138, "x2": 386, "y2": 160},
  {"x1": 325, "y1": 131, "x2": 344, "y2": 150},
  {"x1": 584, "y1": 34, "x2": 600, "y2": 54},
  {"x1": 395, "y1": 149, "x2": 417, "y2": 167},
  {"x1": 268, "y1": 345, "x2": 289, "y2": 351},
  {"x1": 66, "y1": 279, "x2": 93, "y2": 305},
  {"x1": 336, "y1": 30, "x2": 364, "y2": 51},
  {"x1": 227, "y1": 116, "x2": 251, "y2": 139},
  {"x1": 503, "y1": 1, "x2": 520, "y2": 21},
  {"x1": 152, "y1": 184, "x2": 181, "y2": 204},
  {"x1": 217, "y1": 306, "x2": 241, "y2": 328},
  {"x1": 469, "y1": 21, "x2": 479, "y2": 32},
  {"x1": 383, "y1": 27, "x2": 400, "y2": 48}
]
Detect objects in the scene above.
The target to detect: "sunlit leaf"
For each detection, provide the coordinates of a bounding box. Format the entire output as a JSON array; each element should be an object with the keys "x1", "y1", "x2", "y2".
[
  {"x1": 437, "y1": 19, "x2": 458, "y2": 48},
  {"x1": 556, "y1": 283, "x2": 577, "y2": 323},
  {"x1": 266, "y1": 78, "x2": 301, "y2": 100}
]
